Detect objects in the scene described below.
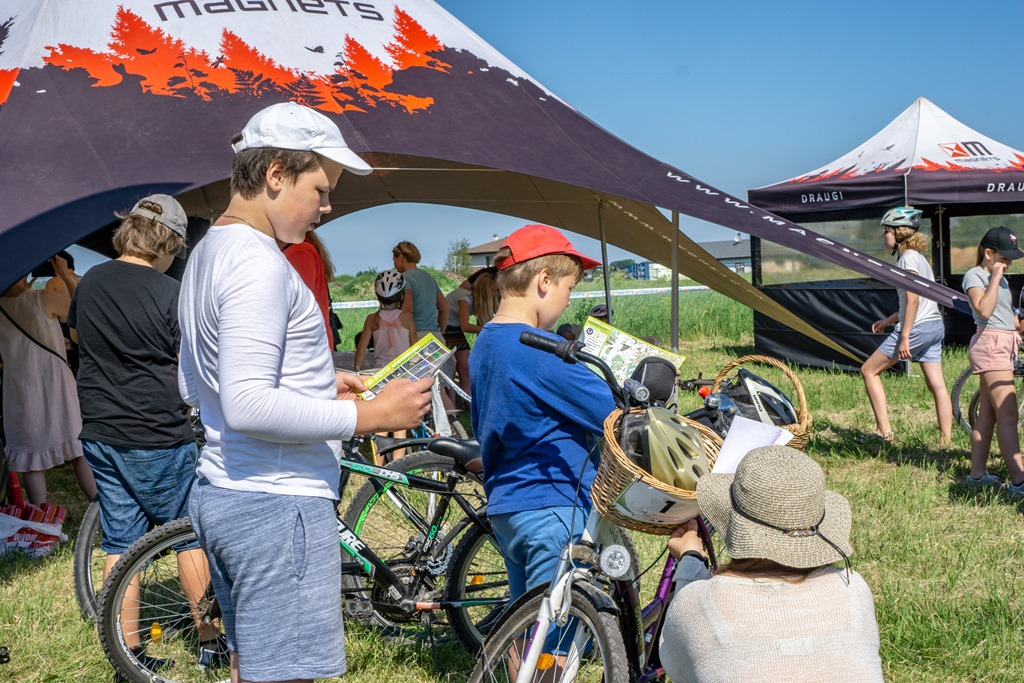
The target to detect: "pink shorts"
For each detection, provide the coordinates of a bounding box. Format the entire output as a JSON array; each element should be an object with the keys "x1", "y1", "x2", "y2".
[{"x1": 969, "y1": 327, "x2": 1018, "y2": 374}]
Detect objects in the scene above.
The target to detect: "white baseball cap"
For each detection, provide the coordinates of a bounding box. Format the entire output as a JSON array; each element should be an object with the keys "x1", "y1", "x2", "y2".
[{"x1": 231, "y1": 102, "x2": 373, "y2": 176}]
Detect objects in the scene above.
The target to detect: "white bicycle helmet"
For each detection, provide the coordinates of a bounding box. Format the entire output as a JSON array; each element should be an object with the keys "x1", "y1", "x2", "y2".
[
  {"x1": 618, "y1": 407, "x2": 710, "y2": 491},
  {"x1": 374, "y1": 269, "x2": 405, "y2": 299},
  {"x1": 881, "y1": 206, "x2": 922, "y2": 230}
]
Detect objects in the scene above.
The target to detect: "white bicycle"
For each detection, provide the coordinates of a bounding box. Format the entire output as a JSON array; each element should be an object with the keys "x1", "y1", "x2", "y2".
[{"x1": 469, "y1": 333, "x2": 718, "y2": 683}]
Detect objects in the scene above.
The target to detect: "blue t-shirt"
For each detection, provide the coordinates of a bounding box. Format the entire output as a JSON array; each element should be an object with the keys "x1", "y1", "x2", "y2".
[{"x1": 469, "y1": 322, "x2": 616, "y2": 516}]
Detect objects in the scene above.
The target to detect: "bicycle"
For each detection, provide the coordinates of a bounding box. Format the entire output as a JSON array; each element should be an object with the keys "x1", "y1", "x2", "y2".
[
  {"x1": 950, "y1": 352, "x2": 1024, "y2": 436},
  {"x1": 470, "y1": 333, "x2": 719, "y2": 683},
  {"x1": 97, "y1": 435, "x2": 507, "y2": 683},
  {"x1": 72, "y1": 406, "x2": 208, "y2": 623}
]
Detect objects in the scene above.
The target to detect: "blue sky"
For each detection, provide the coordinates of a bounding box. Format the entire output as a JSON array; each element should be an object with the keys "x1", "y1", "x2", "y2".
[{"x1": 69, "y1": 1, "x2": 1024, "y2": 275}]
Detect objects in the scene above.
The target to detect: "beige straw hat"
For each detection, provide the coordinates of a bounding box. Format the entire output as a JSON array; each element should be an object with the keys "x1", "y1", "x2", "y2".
[{"x1": 696, "y1": 445, "x2": 853, "y2": 569}]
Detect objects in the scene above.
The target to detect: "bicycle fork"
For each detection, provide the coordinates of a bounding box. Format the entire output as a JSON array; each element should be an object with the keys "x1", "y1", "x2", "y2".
[{"x1": 516, "y1": 546, "x2": 587, "y2": 683}]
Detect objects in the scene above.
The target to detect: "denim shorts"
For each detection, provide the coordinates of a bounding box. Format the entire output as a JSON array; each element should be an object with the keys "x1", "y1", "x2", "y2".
[
  {"x1": 82, "y1": 439, "x2": 198, "y2": 554},
  {"x1": 491, "y1": 506, "x2": 589, "y2": 654},
  {"x1": 877, "y1": 318, "x2": 944, "y2": 363},
  {"x1": 188, "y1": 480, "x2": 345, "y2": 681}
]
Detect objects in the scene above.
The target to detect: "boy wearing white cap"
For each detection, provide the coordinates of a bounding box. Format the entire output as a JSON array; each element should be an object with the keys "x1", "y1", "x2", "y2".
[{"x1": 178, "y1": 103, "x2": 432, "y2": 683}]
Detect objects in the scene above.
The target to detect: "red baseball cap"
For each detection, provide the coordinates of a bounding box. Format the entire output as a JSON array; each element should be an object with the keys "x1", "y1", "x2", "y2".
[{"x1": 494, "y1": 225, "x2": 601, "y2": 271}]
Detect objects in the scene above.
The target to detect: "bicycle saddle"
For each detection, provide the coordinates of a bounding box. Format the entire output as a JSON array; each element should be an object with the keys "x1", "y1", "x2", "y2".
[{"x1": 429, "y1": 437, "x2": 483, "y2": 475}]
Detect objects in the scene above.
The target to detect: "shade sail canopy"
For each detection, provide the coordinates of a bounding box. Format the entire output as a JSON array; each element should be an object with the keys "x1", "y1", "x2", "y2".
[
  {"x1": 0, "y1": 3, "x2": 972, "y2": 359},
  {"x1": 748, "y1": 97, "x2": 1024, "y2": 219}
]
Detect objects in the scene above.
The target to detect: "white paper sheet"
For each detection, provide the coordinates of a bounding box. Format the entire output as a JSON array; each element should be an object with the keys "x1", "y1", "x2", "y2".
[{"x1": 711, "y1": 416, "x2": 793, "y2": 474}]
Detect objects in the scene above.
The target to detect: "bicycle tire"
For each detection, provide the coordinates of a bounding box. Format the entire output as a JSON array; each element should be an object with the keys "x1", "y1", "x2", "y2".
[
  {"x1": 342, "y1": 450, "x2": 486, "y2": 640},
  {"x1": 469, "y1": 582, "x2": 631, "y2": 683},
  {"x1": 965, "y1": 373, "x2": 1024, "y2": 438},
  {"x1": 444, "y1": 519, "x2": 509, "y2": 652},
  {"x1": 98, "y1": 517, "x2": 228, "y2": 683},
  {"x1": 73, "y1": 499, "x2": 104, "y2": 622},
  {"x1": 950, "y1": 366, "x2": 976, "y2": 435}
]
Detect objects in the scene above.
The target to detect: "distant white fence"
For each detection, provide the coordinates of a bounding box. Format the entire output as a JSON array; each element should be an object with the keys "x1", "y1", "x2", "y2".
[{"x1": 332, "y1": 285, "x2": 710, "y2": 310}]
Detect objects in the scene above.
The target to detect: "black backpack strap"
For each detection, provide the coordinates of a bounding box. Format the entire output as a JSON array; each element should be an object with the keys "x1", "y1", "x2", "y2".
[{"x1": 0, "y1": 302, "x2": 70, "y2": 368}]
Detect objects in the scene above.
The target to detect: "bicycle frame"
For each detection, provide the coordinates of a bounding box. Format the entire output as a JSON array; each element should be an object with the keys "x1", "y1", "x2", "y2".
[
  {"x1": 510, "y1": 506, "x2": 713, "y2": 683},
  {"x1": 336, "y1": 455, "x2": 497, "y2": 616}
]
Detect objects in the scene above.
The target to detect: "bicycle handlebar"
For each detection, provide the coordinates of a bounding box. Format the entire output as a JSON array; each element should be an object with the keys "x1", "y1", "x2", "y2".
[{"x1": 519, "y1": 331, "x2": 641, "y2": 410}]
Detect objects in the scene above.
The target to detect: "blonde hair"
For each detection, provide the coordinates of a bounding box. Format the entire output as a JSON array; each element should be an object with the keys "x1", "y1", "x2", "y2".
[
  {"x1": 495, "y1": 249, "x2": 585, "y2": 294},
  {"x1": 471, "y1": 272, "x2": 498, "y2": 324},
  {"x1": 305, "y1": 230, "x2": 335, "y2": 281},
  {"x1": 894, "y1": 227, "x2": 927, "y2": 254},
  {"x1": 495, "y1": 250, "x2": 583, "y2": 297},
  {"x1": 112, "y1": 202, "x2": 186, "y2": 260},
  {"x1": 393, "y1": 241, "x2": 421, "y2": 263}
]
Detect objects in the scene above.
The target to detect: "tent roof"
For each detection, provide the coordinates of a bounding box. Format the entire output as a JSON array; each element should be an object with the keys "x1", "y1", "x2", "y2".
[
  {"x1": 0, "y1": 3, "x2": 973, "y2": 357},
  {"x1": 748, "y1": 97, "x2": 1024, "y2": 218}
]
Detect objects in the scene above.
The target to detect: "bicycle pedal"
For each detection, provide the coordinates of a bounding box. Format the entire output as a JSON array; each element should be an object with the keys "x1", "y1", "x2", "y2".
[
  {"x1": 344, "y1": 599, "x2": 375, "y2": 621},
  {"x1": 0, "y1": 646, "x2": 9, "y2": 664}
]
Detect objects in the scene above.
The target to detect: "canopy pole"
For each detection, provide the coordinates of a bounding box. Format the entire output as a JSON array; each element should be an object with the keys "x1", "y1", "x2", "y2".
[
  {"x1": 671, "y1": 211, "x2": 680, "y2": 353},
  {"x1": 934, "y1": 204, "x2": 949, "y2": 286},
  {"x1": 598, "y1": 202, "x2": 612, "y2": 324}
]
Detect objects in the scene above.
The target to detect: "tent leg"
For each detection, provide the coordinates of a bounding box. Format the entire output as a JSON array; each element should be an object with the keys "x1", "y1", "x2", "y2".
[
  {"x1": 599, "y1": 202, "x2": 612, "y2": 324},
  {"x1": 671, "y1": 212, "x2": 680, "y2": 353}
]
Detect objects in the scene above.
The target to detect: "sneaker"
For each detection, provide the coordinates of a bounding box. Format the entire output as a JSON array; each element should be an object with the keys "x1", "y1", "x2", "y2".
[
  {"x1": 113, "y1": 646, "x2": 172, "y2": 683},
  {"x1": 1006, "y1": 480, "x2": 1024, "y2": 501},
  {"x1": 197, "y1": 636, "x2": 230, "y2": 672},
  {"x1": 964, "y1": 472, "x2": 1000, "y2": 487}
]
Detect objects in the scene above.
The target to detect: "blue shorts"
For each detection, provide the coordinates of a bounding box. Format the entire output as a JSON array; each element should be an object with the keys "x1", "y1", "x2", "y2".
[
  {"x1": 188, "y1": 480, "x2": 345, "y2": 681},
  {"x1": 877, "y1": 318, "x2": 945, "y2": 364},
  {"x1": 491, "y1": 506, "x2": 588, "y2": 654},
  {"x1": 82, "y1": 439, "x2": 198, "y2": 554}
]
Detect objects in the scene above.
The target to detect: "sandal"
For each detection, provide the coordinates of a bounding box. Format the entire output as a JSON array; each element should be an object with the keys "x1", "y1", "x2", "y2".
[{"x1": 855, "y1": 430, "x2": 894, "y2": 445}]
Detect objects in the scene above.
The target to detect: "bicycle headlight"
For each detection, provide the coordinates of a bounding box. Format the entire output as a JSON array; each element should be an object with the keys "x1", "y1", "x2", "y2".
[{"x1": 599, "y1": 544, "x2": 631, "y2": 579}]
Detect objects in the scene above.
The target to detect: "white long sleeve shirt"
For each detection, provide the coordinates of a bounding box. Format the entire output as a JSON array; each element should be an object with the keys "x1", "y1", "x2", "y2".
[{"x1": 178, "y1": 224, "x2": 356, "y2": 499}]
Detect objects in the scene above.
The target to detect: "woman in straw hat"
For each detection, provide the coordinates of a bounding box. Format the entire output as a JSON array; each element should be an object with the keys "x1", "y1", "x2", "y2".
[{"x1": 660, "y1": 445, "x2": 883, "y2": 683}]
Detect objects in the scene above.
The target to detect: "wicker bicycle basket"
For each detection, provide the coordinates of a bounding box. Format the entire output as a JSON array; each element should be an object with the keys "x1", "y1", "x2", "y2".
[
  {"x1": 711, "y1": 354, "x2": 812, "y2": 451},
  {"x1": 591, "y1": 409, "x2": 723, "y2": 536}
]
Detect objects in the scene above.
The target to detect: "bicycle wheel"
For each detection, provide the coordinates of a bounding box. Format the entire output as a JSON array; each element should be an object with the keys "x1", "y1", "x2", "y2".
[
  {"x1": 469, "y1": 583, "x2": 631, "y2": 683},
  {"x1": 98, "y1": 517, "x2": 227, "y2": 683},
  {"x1": 72, "y1": 500, "x2": 104, "y2": 622},
  {"x1": 342, "y1": 450, "x2": 486, "y2": 640},
  {"x1": 444, "y1": 519, "x2": 509, "y2": 652},
  {"x1": 951, "y1": 366, "x2": 977, "y2": 436},
  {"x1": 966, "y1": 373, "x2": 1024, "y2": 437}
]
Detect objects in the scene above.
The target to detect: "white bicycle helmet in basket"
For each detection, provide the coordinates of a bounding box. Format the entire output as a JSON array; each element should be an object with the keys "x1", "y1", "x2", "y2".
[
  {"x1": 618, "y1": 407, "x2": 710, "y2": 491},
  {"x1": 374, "y1": 269, "x2": 405, "y2": 300}
]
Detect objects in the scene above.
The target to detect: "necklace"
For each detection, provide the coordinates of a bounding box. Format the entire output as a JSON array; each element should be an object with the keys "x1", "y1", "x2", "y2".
[
  {"x1": 493, "y1": 312, "x2": 534, "y2": 326},
  {"x1": 219, "y1": 214, "x2": 259, "y2": 230}
]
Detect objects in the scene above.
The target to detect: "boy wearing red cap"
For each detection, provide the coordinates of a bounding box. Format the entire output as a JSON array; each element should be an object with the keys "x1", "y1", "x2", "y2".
[{"x1": 469, "y1": 224, "x2": 615, "y2": 609}]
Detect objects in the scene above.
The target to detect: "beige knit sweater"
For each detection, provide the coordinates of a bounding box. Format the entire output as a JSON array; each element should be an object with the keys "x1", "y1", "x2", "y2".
[{"x1": 660, "y1": 563, "x2": 884, "y2": 683}]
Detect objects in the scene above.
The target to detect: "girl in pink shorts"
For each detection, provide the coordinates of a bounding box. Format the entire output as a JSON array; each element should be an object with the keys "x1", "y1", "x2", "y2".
[{"x1": 962, "y1": 226, "x2": 1024, "y2": 496}]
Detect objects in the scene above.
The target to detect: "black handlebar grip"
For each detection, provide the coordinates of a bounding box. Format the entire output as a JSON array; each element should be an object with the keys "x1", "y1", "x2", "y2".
[{"x1": 519, "y1": 331, "x2": 573, "y2": 361}]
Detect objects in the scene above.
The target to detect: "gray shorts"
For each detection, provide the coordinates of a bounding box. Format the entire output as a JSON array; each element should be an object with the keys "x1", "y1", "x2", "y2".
[
  {"x1": 188, "y1": 479, "x2": 345, "y2": 681},
  {"x1": 878, "y1": 318, "x2": 944, "y2": 363}
]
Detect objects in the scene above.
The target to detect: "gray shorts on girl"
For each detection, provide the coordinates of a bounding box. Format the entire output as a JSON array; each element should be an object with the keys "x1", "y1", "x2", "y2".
[{"x1": 878, "y1": 318, "x2": 944, "y2": 363}]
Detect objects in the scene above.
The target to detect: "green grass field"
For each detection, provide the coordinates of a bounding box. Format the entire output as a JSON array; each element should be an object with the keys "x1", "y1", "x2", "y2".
[{"x1": 3, "y1": 290, "x2": 1023, "y2": 681}]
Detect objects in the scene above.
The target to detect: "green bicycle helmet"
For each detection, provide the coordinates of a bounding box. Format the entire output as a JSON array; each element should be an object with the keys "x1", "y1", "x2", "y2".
[{"x1": 618, "y1": 407, "x2": 710, "y2": 491}]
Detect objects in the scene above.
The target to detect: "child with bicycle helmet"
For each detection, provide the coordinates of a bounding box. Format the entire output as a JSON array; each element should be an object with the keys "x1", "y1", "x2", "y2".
[
  {"x1": 470, "y1": 225, "x2": 614, "y2": 610},
  {"x1": 661, "y1": 445, "x2": 883, "y2": 683},
  {"x1": 858, "y1": 206, "x2": 952, "y2": 447},
  {"x1": 354, "y1": 269, "x2": 416, "y2": 371},
  {"x1": 962, "y1": 227, "x2": 1024, "y2": 495}
]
